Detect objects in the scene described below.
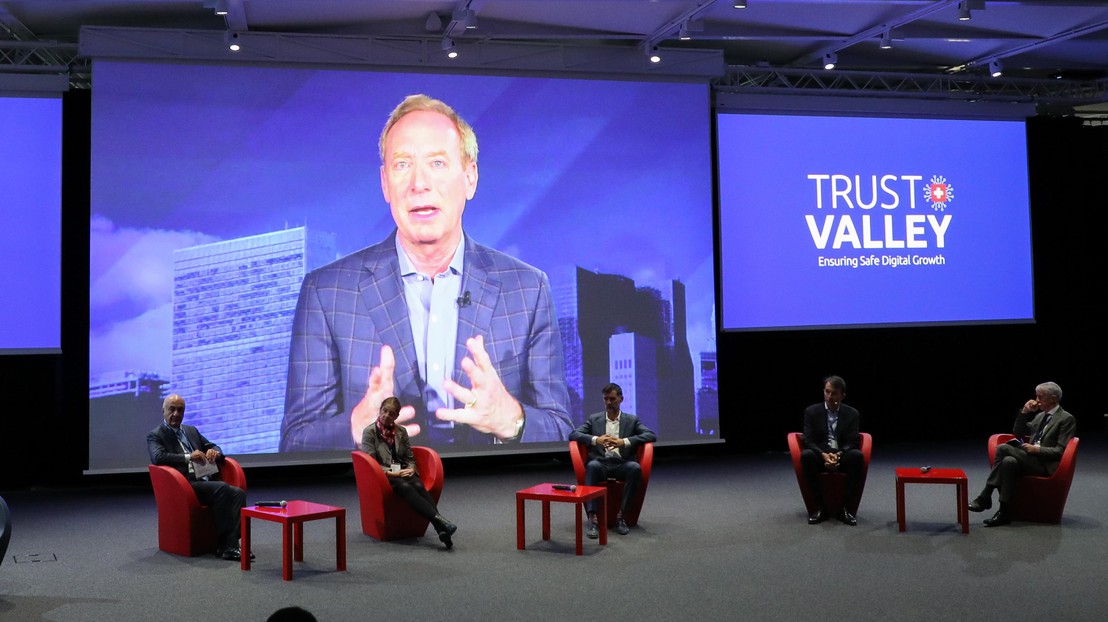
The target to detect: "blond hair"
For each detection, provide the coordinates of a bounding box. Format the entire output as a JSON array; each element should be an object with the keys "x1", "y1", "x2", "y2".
[{"x1": 378, "y1": 94, "x2": 478, "y2": 165}]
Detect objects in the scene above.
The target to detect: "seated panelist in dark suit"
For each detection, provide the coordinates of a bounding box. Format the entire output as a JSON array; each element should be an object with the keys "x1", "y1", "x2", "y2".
[
  {"x1": 147, "y1": 394, "x2": 247, "y2": 560},
  {"x1": 361, "y1": 397, "x2": 458, "y2": 548},
  {"x1": 280, "y1": 94, "x2": 572, "y2": 452},
  {"x1": 801, "y1": 375, "x2": 863, "y2": 526},
  {"x1": 968, "y1": 381, "x2": 1077, "y2": 527},
  {"x1": 569, "y1": 383, "x2": 656, "y2": 538}
]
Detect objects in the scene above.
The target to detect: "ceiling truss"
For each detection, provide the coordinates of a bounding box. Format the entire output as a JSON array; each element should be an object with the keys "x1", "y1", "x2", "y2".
[
  {"x1": 716, "y1": 65, "x2": 1108, "y2": 106},
  {"x1": 1, "y1": 15, "x2": 1106, "y2": 109}
]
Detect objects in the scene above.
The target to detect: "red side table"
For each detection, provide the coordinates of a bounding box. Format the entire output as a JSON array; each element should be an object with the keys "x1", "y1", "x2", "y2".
[
  {"x1": 241, "y1": 500, "x2": 346, "y2": 580},
  {"x1": 516, "y1": 483, "x2": 607, "y2": 555},
  {"x1": 895, "y1": 468, "x2": 969, "y2": 534}
]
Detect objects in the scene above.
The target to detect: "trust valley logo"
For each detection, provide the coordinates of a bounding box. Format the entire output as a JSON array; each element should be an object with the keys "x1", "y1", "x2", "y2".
[
  {"x1": 923, "y1": 175, "x2": 954, "y2": 211},
  {"x1": 803, "y1": 173, "x2": 952, "y2": 250}
]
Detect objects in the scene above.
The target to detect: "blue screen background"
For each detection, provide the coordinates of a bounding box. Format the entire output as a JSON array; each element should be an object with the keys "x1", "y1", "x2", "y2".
[{"x1": 718, "y1": 113, "x2": 1034, "y2": 330}]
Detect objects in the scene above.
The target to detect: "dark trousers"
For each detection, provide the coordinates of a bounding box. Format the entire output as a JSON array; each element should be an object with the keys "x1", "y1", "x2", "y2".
[
  {"x1": 983, "y1": 443, "x2": 1049, "y2": 504},
  {"x1": 800, "y1": 448, "x2": 864, "y2": 507},
  {"x1": 191, "y1": 480, "x2": 246, "y2": 550},
  {"x1": 388, "y1": 476, "x2": 440, "y2": 520},
  {"x1": 584, "y1": 457, "x2": 642, "y2": 516}
]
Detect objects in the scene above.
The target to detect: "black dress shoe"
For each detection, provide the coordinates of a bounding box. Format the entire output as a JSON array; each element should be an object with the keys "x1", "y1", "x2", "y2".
[
  {"x1": 432, "y1": 515, "x2": 457, "y2": 549},
  {"x1": 217, "y1": 547, "x2": 253, "y2": 560},
  {"x1": 983, "y1": 510, "x2": 1011, "y2": 527},
  {"x1": 808, "y1": 510, "x2": 825, "y2": 525},
  {"x1": 838, "y1": 509, "x2": 858, "y2": 526},
  {"x1": 968, "y1": 498, "x2": 992, "y2": 513}
]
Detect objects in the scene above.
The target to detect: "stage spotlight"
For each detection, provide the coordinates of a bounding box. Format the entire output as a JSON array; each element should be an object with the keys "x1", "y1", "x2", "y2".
[
  {"x1": 879, "y1": 31, "x2": 892, "y2": 49},
  {"x1": 678, "y1": 23, "x2": 691, "y2": 40},
  {"x1": 441, "y1": 36, "x2": 458, "y2": 59},
  {"x1": 647, "y1": 46, "x2": 662, "y2": 63},
  {"x1": 989, "y1": 59, "x2": 1003, "y2": 77},
  {"x1": 823, "y1": 52, "x2": 837, "y2": 70},
  {"x1": 958, "y1": 1, "x2": 972, "y2": 21},
  {"x1": 733, "y1": 1, "x2": 748, "y2": 8},
  {"x1": 213, "y1": 0, "x2": 228, "y2": 16},
  {"x1": 453, "y1": 8, "x2": 477, "y2": 30},
  {"x1": 224, "y1": 30, "x2": 240, "y2": 52}
]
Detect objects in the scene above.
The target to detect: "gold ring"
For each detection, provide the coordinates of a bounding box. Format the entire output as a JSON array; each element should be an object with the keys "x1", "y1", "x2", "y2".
[{"x1": 465, "y1": 398, "x2": 477, "y2": 409}]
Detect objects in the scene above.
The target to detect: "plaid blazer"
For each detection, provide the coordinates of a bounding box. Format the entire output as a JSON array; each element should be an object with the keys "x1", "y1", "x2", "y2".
[{"x1": 280, "y1": 230, "x2": 571, "y2": 451}]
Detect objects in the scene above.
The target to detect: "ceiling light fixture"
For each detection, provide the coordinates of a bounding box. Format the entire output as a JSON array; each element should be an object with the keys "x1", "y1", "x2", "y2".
[
  {"x1": 879, "y1": 31, "x2": 892, "y2": 50},
  {"x1": 823, "y1": 52, "x2": 837, "y2": 70},
  {"x1": 213, "y1": 0, "x2": 228, "y2": 16},
  {"x1": 453, "y1": 8, "x2": 477, "y2": 30},
  {"x1": 733, "y1": 1, "x2": 748, "y2": 8},
  {"x1": 441, "y1": 36, "x2": 458, "y2": 58},
  {"x1": 958, "y1": 1, "x2": 972, "y2": 21},
  {"x1": 647, "y1": 46, "x2": 662, "y2": 63},
  {"x1": 224, "y1": 30, "x2": 240, "y2": 52},
  {"x1": 678, "y1": 23, "x2": 691, "y2": 41},
  {"x1": 989, "y1": 59, "x2": 1003, "y2": 77}
]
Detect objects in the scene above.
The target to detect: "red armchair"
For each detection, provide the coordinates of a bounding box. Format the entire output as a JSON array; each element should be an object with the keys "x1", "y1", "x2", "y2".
[
  {"x1": 987, "y1": 433, "x2": 1079, "y2": 523},
  {"x1": 569, "y1": 441, "x2": 654, "y2": 528},
  {"x1": 351, "y1": 447, "x2": 444, "y2": 541},
  {"x1": 0, "y1": 495, "x2": 11, "y2": 566},
  {"x1": 148, "y1": 457, "x2": 247, "y2": 556},
  {"x1": 788, "y1": 432, "x2": 872, "y2": 517}
]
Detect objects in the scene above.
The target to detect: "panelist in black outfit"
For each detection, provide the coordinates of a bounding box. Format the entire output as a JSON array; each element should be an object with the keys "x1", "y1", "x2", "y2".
[
  {"x1": 147, "y1": 394, "x2": 247, "y2": 560},
  {"x1": 968, "y1": 381, "x2": 1077, "y2": 527},
  {"x1": 569, "y1": 382, "x2": 657, "y2": 538},
  {"x1": 361, "y1": 397, "x2": 458, "y2": 548},
  {"x1": 801, "y1": 375, "x2": 863, "y2": 526}
]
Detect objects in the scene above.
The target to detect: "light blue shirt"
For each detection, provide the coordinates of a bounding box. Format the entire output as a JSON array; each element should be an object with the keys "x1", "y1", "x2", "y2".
[{"x1": 396, "y1": 235, "x2": 465, "y2": 416}]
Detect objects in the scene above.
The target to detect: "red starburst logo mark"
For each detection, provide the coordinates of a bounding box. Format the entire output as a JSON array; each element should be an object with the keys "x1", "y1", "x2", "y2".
[{"x1": 923, "y1": 175, "x2": 954, "y2": 211}]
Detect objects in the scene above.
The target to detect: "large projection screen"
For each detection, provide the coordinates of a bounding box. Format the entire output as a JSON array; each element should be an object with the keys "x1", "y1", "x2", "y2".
[
  {"x1": 89, "y1": 60, "x2": 718, "y2": 472},
  {"x1": 0, "y1": 95, "x2": 62, "y2": 354},
  {"x1": 717, "y1": 112, "x2": 1034, "y2": 332}
]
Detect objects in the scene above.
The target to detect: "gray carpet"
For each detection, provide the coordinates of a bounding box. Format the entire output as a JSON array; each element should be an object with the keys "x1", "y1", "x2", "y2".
[{"x1": 1, "y1": 438, "x2": 1105, "y2": 621}]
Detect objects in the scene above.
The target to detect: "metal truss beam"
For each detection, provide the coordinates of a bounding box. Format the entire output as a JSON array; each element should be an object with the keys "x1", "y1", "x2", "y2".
[
  {"x1": 0, "y1": 39, "x2": 87, "y2": 88},
  {"x1": 77, "y1": 26, "x2": 724, "y2": 80},
  {"x1": 716, "y1": 65, "x2": 1108, "y2": 105}
]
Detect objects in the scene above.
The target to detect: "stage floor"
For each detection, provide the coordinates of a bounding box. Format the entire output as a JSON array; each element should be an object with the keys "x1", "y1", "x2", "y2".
[{"x1": 2, "y1": 438, "x2": 1106, "y2": 621}]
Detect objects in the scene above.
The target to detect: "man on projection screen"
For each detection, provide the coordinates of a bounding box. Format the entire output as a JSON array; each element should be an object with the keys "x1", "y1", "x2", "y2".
[{"x1": 280, "y1": 94, "x2": 571, "y2": 451}]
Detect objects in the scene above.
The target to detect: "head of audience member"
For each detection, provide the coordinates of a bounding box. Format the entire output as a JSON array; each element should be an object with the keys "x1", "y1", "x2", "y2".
[
  {"x1": 1035, "y1": 381, "x2": 1062, "y2": 410},
  {"x1": 823, "y1": 376, "x2": 846, "y2": 411},
  {"x1": 162, "y1": 394, "x2": 186, "y2": 429},
  {"x1": 378, "y1": 94, "x2": 479, "y2": 259},
  {"x1": 379, "y1": 396, "x2": 402, "y2": 430},
  {"x1": 602, "y1": 383, "x2": 623, "y2": 420},
  {"x1": 267, "y1": 606, "x2": 317, "y2": 622}
]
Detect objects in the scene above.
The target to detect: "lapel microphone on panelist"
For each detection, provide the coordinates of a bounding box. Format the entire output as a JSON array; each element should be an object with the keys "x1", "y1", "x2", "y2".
[{"x1": 456, "y1": 291, "x2": 472, "y2": 308}]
